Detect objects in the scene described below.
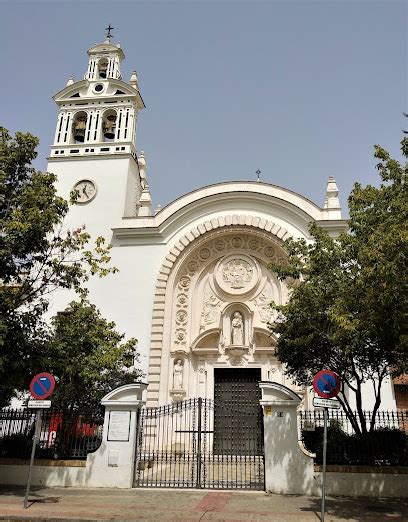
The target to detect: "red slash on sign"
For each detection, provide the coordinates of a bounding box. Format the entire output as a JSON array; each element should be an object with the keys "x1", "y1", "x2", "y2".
[
  {"x1": 29, "y1": 373, "x2": 55, "y2": 400},
  {"x1": 313, "y1": 370, "x2": 340, "y2": 399}
]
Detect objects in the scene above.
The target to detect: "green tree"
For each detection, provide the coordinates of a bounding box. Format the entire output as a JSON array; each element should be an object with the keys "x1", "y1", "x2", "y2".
[
  {"x1": 0, "y1": 127, "x2": 117, "y2": 406},
  {"x1": 269, "y1": 134, "x2": 407, "y2": 434},
  {"x1": 43, "y1": 300, "x2": 142, "y2": 412}
]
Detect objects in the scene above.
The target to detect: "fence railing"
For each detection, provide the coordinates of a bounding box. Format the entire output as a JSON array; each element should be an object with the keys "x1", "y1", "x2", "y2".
[
  {"x1": 0, "y1": 408, "x2": 104, "y2": 460},
  {"x1": 298, "y1": 410, "x2": 408, "y2": 467}
]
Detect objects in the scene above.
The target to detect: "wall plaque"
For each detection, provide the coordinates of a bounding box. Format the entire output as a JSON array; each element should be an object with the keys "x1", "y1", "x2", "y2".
[{"x1": 107, "y1": 410, "x2": 131, "y2": 441}]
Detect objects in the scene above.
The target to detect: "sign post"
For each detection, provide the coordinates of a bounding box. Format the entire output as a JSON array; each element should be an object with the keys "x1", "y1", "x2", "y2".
[
  {"x1": 24, "y1": 409, "x2": 42, "y2": 509},
  {"x1": 312, "y1": 370, "x2": 341, "y2": 522},
  {"x1": 321, "y1": 406, "x2": 328, "y2": 521},
  {"x1": 24, "y1": 373, "x2": 55, "y2": 509}
]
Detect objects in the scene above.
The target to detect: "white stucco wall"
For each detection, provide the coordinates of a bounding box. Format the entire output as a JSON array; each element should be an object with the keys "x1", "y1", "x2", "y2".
[
  {"x1": 1, "y1": 461, "x2": 405, "y2": 496},
  {"x1": 44, "y1": 154, "x2": 395, "y2": 411},
  {"x1": 48, "y1": 156, "x2": 140, "y2": 241},
  {"x1": 260, "y1": 383, "x2": 406, "y2": 497},
  {"x1": 346, "y1": 378, "x2": 396, "y2": 411},
  {"x1": 0, "y1": 462, "x2": 87, "y2": 487}
]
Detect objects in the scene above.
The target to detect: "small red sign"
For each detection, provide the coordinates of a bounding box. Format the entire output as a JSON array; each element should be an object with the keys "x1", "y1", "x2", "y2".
[
  {"x1": 313, "y1": 370, "x2": 340, "y2": 399},
  {"x1": 29, "y1": 372, "x2": 56, "y2": 400}
]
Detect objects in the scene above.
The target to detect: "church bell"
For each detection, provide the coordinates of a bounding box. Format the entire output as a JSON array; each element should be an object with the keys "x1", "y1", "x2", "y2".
[
  {"x1": 99, "y1": 61, "x2": 108, "y2": 79},
  {"x1": 73, "y1": 116, "x2": 87, "y2": 142},
  {"x1": 103, "y1": 114, "x2": 117, "y2": 140}
]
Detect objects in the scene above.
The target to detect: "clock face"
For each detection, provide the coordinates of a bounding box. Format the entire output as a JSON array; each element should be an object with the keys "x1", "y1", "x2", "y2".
[{"x1": 73, "y1": 180, "x2": 97, "y2": 204}]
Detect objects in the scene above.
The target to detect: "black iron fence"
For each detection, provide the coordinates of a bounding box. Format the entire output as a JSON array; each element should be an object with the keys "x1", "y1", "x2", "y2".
[
  {"x1": 298, "y1": 410, "x2": 408, "y2": 467},
  {"x1": 0, "y1": 408, "x2": 104, "y2": 460},
  {"x1": 135, "y1": 398, "x2": 264, "y2": 489}
]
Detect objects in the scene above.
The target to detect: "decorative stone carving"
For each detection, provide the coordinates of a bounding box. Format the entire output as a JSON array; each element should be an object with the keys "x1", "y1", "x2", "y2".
[
  {"x1": 169, "y1": 389, "x2": 186, "y2": 403},
  {"x1": 248, "y1": 238, "x2": 260, "y2": 251},
  {"x1": 201, "y1": 285, "x2": 221, "y2": 327},
  {"x1": 219, "y1": 334, "x2": 226, "y2": 355},
  {"x1": 176, "y1": 310, "x2": 187, "y2": 324},
  {"x1": 179, "y1": 276, "x2": 190, "y2": 289},
  {"x1": 224, "y1": 259, "x2": 252, "y2": 289},
  {"x1": 177, "y1": 293, "x2": 188, "y2": 305},
  {"x1": 231, "y1": 312, "x2": 244, "y2": 345},
  {"x1": 187, "y1": 260, "x2": 199, "y2": 273},
  {"x1": 254, "y1": 284, "x2": 274, "y2": 323},
  {"x1": 215, "y1": 254, "x2": 259, "y2": 296},
  {"x1": 173, "y1": 359, "x2": 184, "y2": 389},
  {"x1": 229, "y1": 353, "x2": 247, "y2": 366},
  {"x1": 199, "y1": 248, "x2": 211, "y2": 260},
  {"x1": 231, "y1": 237, "x2": 243, "y2": 249},
  {"x1": 172, "y1": 231, "x2": 283, "y2": 351},
  {"x1": 175, "y1": 328, "x2": 186, "y2": 345},
  {"x1": 214, "y1": 239, "x2": 226, "y2": 251}
]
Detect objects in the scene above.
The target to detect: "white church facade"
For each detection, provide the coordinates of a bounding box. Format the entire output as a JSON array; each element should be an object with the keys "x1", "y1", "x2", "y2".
[{"x1": 47, "y1": 36, "x2": 397, "y2": 412}]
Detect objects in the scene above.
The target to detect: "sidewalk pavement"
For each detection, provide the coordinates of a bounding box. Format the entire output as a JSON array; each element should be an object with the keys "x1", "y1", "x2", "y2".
[{"x1": 0, "y1": 486, "x2": 407, "y2": 521}]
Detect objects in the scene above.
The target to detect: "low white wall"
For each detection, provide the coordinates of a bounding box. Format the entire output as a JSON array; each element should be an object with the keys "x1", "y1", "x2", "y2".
[
  {"x1": 260, "y1": 382, "x2": 408, "y2": 498},
  {"x1": 85, "y1": 383, "x2": 147, "y2": 488},
  {"x1": 312, "y1": 469, "x2": 408, "y2": 498},
  {"x1": 263, "y1": 461, "x2": 408, "y2": 497},
  {"x1": 0, "y1": 461, "x2": 86, "y2": 487},
  {"x1": 1, "y1": 461, "x2": 407, "y2": 496}
]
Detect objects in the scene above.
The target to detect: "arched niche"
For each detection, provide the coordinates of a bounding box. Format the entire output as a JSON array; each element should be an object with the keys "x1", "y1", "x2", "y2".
[
  {"x1": 191, "y1": 327, "x2": 221, "y2": 353},
  {"x1": 98, "y1": 58, "x2": 109, "y2": 79},
  {"x1": 220, "y1": 302, "x2": 253, "y2": 350},
  {"x1": 102, "y1": 108, "x2": 117, "y2": 141},
  {"x1": 72, "y1": 111, "x2": 88, "y2": 143}
]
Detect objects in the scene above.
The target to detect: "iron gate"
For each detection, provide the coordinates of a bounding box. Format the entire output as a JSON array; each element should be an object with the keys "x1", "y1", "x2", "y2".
[{"x1": 134, "y1": 397, "x2": 264, "y2": 489}]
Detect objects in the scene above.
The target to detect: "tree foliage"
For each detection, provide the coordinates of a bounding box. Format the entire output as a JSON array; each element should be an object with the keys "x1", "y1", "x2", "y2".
[
  {"x1": 269, "y1": 135, "x2": 407, "y2": 433},
  {"x1": 43, "y1": 300, "x2": 142, "y2": 412},
  {"x1": 0, "y1": 127, "x2": 118, "y2": 406}
]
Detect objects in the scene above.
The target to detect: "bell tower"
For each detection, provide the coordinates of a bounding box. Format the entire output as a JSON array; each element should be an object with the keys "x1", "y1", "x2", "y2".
[{"x1": 47, "y1": 30, "x2": 151, "y2": 239}]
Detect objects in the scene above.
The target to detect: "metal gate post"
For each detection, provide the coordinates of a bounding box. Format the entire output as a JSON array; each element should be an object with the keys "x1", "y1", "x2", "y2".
[{"x1": 196, "y1": 397, "x2": 202, "y2": 488}]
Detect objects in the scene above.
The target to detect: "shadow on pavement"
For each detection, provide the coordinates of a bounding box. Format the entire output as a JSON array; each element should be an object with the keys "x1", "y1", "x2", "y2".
[
  {"x1": 301, "y1": 496, "x2": 408, "y2": 520},
  {"x1": 0, "y1": 486, "x2": 48, "y2": 497}
]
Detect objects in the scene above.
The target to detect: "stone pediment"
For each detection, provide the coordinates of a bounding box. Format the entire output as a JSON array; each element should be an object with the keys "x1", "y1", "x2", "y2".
[{"x1": 53, "y1": 79, "x2": 143, "y2": 106}]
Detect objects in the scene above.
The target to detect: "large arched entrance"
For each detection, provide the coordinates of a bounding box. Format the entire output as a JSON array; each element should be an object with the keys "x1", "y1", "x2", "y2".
[{"x1": 146, "y1": 222, "x2": 301, "y2": 407}]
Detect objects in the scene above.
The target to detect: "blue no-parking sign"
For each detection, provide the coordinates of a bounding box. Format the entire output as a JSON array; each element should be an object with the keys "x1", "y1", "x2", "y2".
[
  {"x1": 313, "y1": 370, "x2": 340, "y2": 399},
  {"x1": 312, "y1": 369, "x2": 341, "y2": 522},
  {"x1": 29, "y1": 372, "x2": 55, "y2": 400},
  {"x1": 25, "y1": 372, "x2": 56, "y2": 509}
]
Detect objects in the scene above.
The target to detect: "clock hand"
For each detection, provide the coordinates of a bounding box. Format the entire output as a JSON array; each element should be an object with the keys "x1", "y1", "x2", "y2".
[{"x1": 82, "y1": 185, "x2": 88, "y2": 197}]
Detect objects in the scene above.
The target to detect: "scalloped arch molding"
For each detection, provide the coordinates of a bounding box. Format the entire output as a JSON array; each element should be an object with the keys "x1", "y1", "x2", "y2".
[{"x1": 146, "y1": 214, "x2": 291, "y2": 404}]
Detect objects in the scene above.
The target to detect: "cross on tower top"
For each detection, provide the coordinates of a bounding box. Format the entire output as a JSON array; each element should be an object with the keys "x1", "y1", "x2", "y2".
[{"x1": 105, "y1": 24, "x2": 114, "y2": 42}]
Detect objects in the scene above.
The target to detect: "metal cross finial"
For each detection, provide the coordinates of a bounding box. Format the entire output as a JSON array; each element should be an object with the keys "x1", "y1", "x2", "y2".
[
  {"x1": 256, "y1": 169, "x2": 261, "y2": 182},
  {"x1": 105, "y1": 24, "x2": 114, "y2": 42}
]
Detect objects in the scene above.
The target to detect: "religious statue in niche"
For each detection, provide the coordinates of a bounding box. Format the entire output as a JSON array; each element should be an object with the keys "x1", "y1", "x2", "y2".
[
  {"x1": 223, "y1": 259, "x2": 253, "y2": 290},
  {"x1": 173, "y1": 359, "x2": 184, "y2": 389},
  {"x1": 231, "y1": 312, "x2": 244, "y2": 345}
]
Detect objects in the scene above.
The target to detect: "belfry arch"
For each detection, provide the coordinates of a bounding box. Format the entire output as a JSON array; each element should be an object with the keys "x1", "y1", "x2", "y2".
[{"x1": 146, "y1": 215, "x2": 306, "y2": 407}]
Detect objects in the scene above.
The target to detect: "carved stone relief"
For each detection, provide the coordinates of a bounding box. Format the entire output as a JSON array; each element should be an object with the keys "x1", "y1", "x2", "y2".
[
  {"x1": 215, "y1": 254, "x2": 259, "y2": 295},
  {"x1": 172, "y1": 231, "x2": 284, "y2": 351},
  {"x1": 200, "y1": 282, "x2": 221, "y2": 331},
  {"x1": 253, "y1": 282, "x2": 274, "y2": 323}
]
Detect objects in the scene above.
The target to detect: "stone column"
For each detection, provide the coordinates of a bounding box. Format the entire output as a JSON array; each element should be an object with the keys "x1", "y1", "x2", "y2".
[
  {"x1": 260, "y1": 382, "x2": 315, "y2": 495},
  {"x1": 86, "y1": 383, "x2": 147, "y2": 488}
]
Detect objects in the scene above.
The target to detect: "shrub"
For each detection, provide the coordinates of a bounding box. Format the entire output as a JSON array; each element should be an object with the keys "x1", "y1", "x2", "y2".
[{"x1": 302, "y1": 426, "x2": 408, "y2": 466}]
